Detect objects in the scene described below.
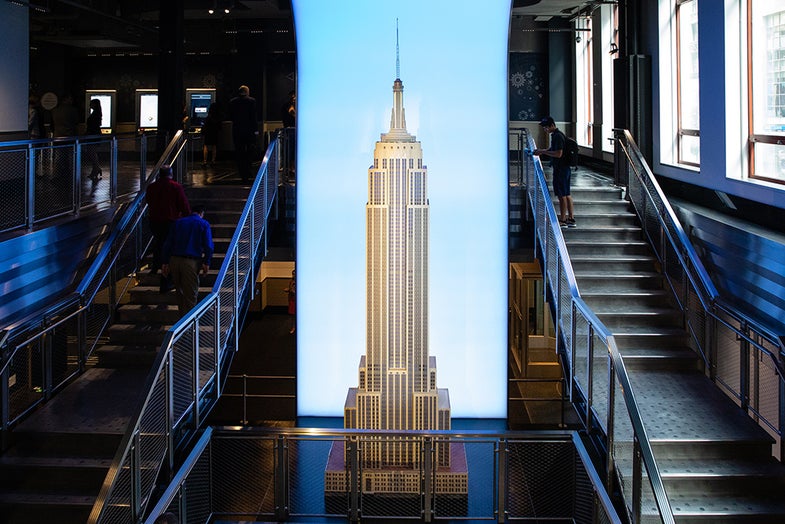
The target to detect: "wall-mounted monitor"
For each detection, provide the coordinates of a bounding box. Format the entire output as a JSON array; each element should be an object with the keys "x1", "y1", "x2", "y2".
[
  {"x1": 85, "y1": 90, "x2": 116, "y2": 134},
  {"x1": 186, "y1": 88, "x2": 215, "y2": 129},
  {"x1": 136, "y1": 89, "x2": 158, "y2": 131}
]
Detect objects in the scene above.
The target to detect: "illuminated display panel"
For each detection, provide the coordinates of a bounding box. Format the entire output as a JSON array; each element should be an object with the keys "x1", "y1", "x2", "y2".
[
  {"x1": 187, "y1": 89, "x2": 215, "y2": 128},
  {"x1": 294, "y1": 0, "x2": 509, "y2": 419},
  {"x1": 137, "y1": 90, "x2": 158, "y2": 130},
  {"x1": 85, "y1": 90, "x2": 115, "y2": 133}
]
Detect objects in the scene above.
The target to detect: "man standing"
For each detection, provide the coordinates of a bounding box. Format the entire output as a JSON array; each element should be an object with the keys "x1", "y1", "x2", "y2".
[
  {"x1": 534, "y1": 116, "x2": 576, "y2": 228},
  {"x1": 161, "y1": 205, "x2": 214, "y2": 316},
  {"x1": 145, "y1": 165, "x2": 191, "y2": 283},
  {"x1": 229, "y1": 85, "x2": 258, "y2": 184}
]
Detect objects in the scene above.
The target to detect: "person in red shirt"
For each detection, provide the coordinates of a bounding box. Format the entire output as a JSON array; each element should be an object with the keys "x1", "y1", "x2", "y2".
[{"x1": 145, "y1": 165, "x2": 191, "y2": 284}]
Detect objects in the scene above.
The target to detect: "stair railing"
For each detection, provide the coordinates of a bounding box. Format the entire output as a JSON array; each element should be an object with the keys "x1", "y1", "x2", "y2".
[
  {"x1": 0, "y1": 132, "x2": 158, "y2": 235},
  {"x1": 614, "y1": 128, "x2": 785, "y2": 460},
  {"x1": 88, "y1": 139, "x2": 279, "y2": 524},
  {"x1": 0, "y1": 131, "x2": 186, "y2": 446},
  {"x1": 523, "y1": 131, "x2": 675, "y2": 523}
]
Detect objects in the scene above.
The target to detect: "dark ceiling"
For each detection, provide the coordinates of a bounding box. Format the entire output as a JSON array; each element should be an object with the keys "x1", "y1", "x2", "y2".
[{"x1": 26, "y1": 0, "x2": 599, "y2": 56}]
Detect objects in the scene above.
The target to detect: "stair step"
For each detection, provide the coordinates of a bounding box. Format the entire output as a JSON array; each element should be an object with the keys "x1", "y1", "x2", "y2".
[
  {"x1": 117, "y1": 303, "x2": 181, "y2": 323},
  {"x1": 566, "y1": 240, "x2": 651, "y2": 256},
  {"x1": 92, "y1": 344, "x2": 159, "y2": 368},
  {"x1": 596, "y1": 308, "x2": 683, "y2": 329},
  {"x1": 641, "y1": 493, "x2": 785, "y2": 523},
  {"x1": 575, "y1": 272, "x2": 665, "y2": 292},
  {"x1": 107, "y1": 323, "x2": 172, "y2": 346},
  {"x1": 0, "y1": 455, "x2": 109, "y2": 491},
  {"x1": 582, "y1": 290, "x2": 673, "y2": 309},
  {"x1": 0, "y1": 492, "x2": 95, "y2": 524},
  {"x1": 561, "y1": 227, "x2": 644, "y2": 241},
  {"x1": 619, "y1": 347, "x2": 700, "y2": 371},
  {"x1": 571, "y1": 256, "x2": 657, "y2": 273}
]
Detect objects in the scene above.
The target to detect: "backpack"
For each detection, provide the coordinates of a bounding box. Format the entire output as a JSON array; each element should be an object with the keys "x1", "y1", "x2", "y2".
[{"x1": 556, "y1": 130, "x2": 579, "y2": 168}]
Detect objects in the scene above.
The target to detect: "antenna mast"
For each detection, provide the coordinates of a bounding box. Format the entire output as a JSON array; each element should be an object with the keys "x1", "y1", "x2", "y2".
[{"x1": 396, "y1": 18, "x2": 400, "y2": 80}]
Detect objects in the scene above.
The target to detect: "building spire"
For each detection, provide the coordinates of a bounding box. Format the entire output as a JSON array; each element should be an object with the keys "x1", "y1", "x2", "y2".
[{"x1": 396, "y1": 18, "x2": 400, "y2": 80}]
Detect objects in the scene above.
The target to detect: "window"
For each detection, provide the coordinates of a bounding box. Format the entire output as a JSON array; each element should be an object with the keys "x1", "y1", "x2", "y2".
[
  {"x1": 600, "y1": 4, "x2": 618, "y2": 153},
  {"x1": 575, "y1": 16, "x2": 593, "y2": 147},
  {"x1": 677, "y1": 0, "x2": 700, "y2": 165},
  {"x1": 748, "y1": 0, "x2": 785, "y2": 183}
]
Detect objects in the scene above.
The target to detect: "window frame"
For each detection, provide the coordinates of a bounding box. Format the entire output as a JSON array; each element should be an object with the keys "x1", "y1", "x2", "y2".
[
  {"x1": 747, "y1": 0, "x2": 785, "y2": 184},
  {"x1": 675, "y1": 0, "x2": 700, "y2": 167}
]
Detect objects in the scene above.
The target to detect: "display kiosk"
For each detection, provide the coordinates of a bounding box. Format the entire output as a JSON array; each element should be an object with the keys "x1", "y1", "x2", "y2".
[
  {"x1": 85, "y1": 90, "x2": 116, "y2": 134},
  {"x1": 186, "y1": 88, "x2": 215, "y2": 131},
  {"x1": 136, "y1": 89, "x2": 159, "y2": 131}
]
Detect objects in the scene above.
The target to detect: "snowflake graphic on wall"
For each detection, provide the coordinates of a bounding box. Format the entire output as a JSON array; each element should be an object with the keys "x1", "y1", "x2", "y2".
[{"x1": 511, "y1": 72, "x2": 526, "y2": 88}]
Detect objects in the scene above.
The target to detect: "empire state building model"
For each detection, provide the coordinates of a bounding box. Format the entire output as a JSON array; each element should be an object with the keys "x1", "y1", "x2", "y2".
[{"x1": 325, "y1": 68, "x2": 468, "y2": 504}]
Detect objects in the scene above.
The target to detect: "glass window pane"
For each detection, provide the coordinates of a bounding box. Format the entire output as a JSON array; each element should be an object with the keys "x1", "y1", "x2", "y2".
[
  {"x1": 678, "y1": 0, "x2": 700, "y2": 131},
  {"x1": 751, "y1": 1, "x2": 785, "y2": 136},
  {"x1": 679, "y1": 134, "x2": 700, "y2": 164},
  {"x1": 753, "y1": 142, "x2": 785, "y2": 181}
]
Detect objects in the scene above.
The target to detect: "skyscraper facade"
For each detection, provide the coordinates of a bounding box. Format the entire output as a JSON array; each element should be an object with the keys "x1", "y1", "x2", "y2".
[{"x1": 325, "y1": 74, "x2": 467, "y2": 498}]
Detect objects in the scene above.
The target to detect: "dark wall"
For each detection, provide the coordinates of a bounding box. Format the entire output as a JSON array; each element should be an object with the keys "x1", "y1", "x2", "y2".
[{"x1": 30, "y1": 44, "x2": 295, "y2": 126}]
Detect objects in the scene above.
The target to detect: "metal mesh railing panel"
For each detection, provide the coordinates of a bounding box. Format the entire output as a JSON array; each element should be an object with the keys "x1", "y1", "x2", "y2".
[
  {"x1": 6, "y1": 341, "x2": 44, "y2": 424},
  {"x1": 750, "y1": 343, "x2": 780, "y2": 437},
  {"x1": 0, "y1": 147, "x2": 27, "y2": 232},
  {"x1": 591, "y1": 335, "x2": 611, "y2": 433},
  {"x1": 102, "y1": 452, "x2": 134, "y2": 523},
  {"x1": 198, "y1": 305, "x2": 217, "y2": 390},
  {"x1": 610, "y1": 377, "x2": 636, "y2": 518},
  {"x1": 138, "y1": 370, "x2": 169, "y2": 510},
  {"x1": 35, "y1": 143, "x2": 76, "y2": 221},
  {"x1": 573, "y1": 451, "x2": 596, "y2": 524},
  {"x1": 85, "y1": 295, "x2": 111, "y2": 357},
  {"x1": 218, "y1": 262, "x2": 237, "y2": 349},
  {"x1": 172, "y1": 328, "x2": 196, "y2": 424},
  {"x1": 237, "y1": 217, "x2": 253, "y2": 290},
  {"x1": 506, "y1": 440, "x2": 575, "y2": 520},
  {"x1": 572, "y1": 312, "x2": 590, "y2": 400},
  {"x1": 558, "y1": 267, "x2": 572, "y2": 351},
  {"x1": 211, "y1": 436, "x2": 276, "y2": 517},
  {"x1": 289, "y1": 437, "x2": 340, "y2": 517},
  {"x1": 435, "y1": 438, "x2": 492, "y2": 520},
  {"x1": 714, "y1": 310, "x2": 743, "y2": 404},
  {"x1": 49, "y1": 313, "x2": 80, "y2": 390},
  {"x1": 182, "y1": 445, "x2": 212, "y2": 524}
]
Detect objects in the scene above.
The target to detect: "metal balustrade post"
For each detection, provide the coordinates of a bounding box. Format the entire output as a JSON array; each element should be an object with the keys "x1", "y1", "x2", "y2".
[
  {"x1": 111, "y1": 136, "x2": 118, "y2": 203},
  {"x1": 275, "y1": 434, "x2": 289, "y2": 521},
  {"x1": 213, "y1": 300, "x2": 221, "y2": 396},
  {"x1": 586, "y1": 320, "x2": 594, "y2": 433},
  {"x1": 167, "y1": 348, "x2": 175, "y2": 479},
  {"x1": 27, "y1": 144, "x2": 35, "y2": 231},
  {"x1": 74, "y1": 142, "x2": 81, "y2": 216},
  {"x1": 193, "y1": 319, "x2": 201, "y2": 429},
  {"x1": 606, "y1": 353, "x2": 616, "y2": 493},
  {"x1": 348, "y1": 437, "x2": 360, "y2": 522},
  {"x1": 140, "y1": 134, "x2": 148, "y2": 185},
  {"x1": 740, "y1": 321, "x2": 750, "y2": 412},
  {"x1": 632, "y1": 438, "x2": 642, "y2": 524},
  {"x1": 422, "y1": 436, "x2": 434, "y2": 523},
  {"x1": 131, "y1": 430, "x2": 142, "y2": 522},
  {"x1": 496, "y1": 438, "x2": 507, "y2": 523}
]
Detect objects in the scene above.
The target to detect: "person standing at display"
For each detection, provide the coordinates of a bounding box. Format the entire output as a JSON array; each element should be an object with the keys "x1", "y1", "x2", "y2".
[
  {"x1": 534, "y1": 116, "x2": 576, "y2": 228},
  {"x1": 229, "y1": 85, "x2": 258, "y2": 183},
  {"x1": 161, "y1": 205, "x2": 214, "y2": 316},
  {"x1": 85, "y1": 98, "x2": 103, "y2": 182},
  {"x1": 202, "y1": 103, "x2": 221, "y2": 167},
  {"x1": 146, "y1": 166, "x2": 191, "y2": 289}
]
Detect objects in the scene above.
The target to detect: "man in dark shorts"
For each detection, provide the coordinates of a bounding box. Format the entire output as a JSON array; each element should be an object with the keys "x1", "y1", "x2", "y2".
[{"x1": 534, "y1": 116, "x2": 575, "y2": 228}]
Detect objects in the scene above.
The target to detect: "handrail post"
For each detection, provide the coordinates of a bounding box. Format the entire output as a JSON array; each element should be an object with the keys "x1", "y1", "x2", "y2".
[
  {"x1": 140, "y1": 133, "x2": 148, "y2": 185},
  {"x1": 274, "y1": 434, "x2": 289, "y2": 521},
  {"x1": 131, "y1": 429, "x2": 142, "y2": 522},
  {"x1": 74, "y1": 141, "x2": 81, "y2": 216},
  {"x1": 348, "y1": 436, "x2": 360, "y2": 522},
  {"x1": 586, "y1": 317, "x2": 594, "y2": 433},
  {"x1": 632, "y1": 437, "x2": 642, "y2": 523},
  {"x1": 740, "y1": 320, "x2": 750, "y2": 412},
  {"x1": 111, "y1": 136, "x2": 118, "y2": 203},
  {"x1": 422, "y1": 436, "x2": 434, "y2": 523},
  {"x1": 496, "y1": 438, "x2": 507, "y2": 523},
  {"x1": 193, "y1": 318, "x2": 201, "y2": 429},
  {"x1": 606, "y1": 351, "x2": 616, "y2": 494},
  {"x1": 27, "y1": 143, "x2": 36, "y2": 231}
]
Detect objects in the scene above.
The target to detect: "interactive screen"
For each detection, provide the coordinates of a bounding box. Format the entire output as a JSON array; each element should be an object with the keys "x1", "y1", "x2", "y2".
[
  {"x1": 188, "y1": 91, "x2": 214, "y2": 127},
  {"x1": 293, "y1": 0, "x2": 510, "y2": 419},
  {"x1": 88, "y1": 93, "x2": 113, "y2": 132},
  {"x1": 138, "y1": 92, "x2": 158, "y2": 130}
]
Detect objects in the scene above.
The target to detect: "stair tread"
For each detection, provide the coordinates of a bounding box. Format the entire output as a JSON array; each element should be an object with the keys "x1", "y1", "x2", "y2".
[
  {"x1": 644, "y1": 493, "x2": 785, "y2": 515},
  {"x1": 0, "y1": 455, "x2": 112, "y2": 468},
  {"x1": 0, "y1": 491, "x2": 96, "y2": 504}
]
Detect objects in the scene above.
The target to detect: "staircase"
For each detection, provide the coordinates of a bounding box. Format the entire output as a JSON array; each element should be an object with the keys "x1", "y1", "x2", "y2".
[
  {"x1": 562, "y1": 170, "x2": 785, "y2": 523},
  {"x1": 0, "y1": 184, "x2": 247, "y2": 524}
]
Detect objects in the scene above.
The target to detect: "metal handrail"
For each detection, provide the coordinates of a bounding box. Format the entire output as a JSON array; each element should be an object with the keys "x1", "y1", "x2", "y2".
[
  {"x1": 144, "y1": 426, "x2": 622, "y2": 524},
  {"x1": 524, "y1": 131, "x2": 676, "y2": 523},
  {"x1": 614, "y1": 129, "x2": 785, "y2": 454},
  {"x1": 88, "y1": 139, "x2": 279, "y2": 523}
]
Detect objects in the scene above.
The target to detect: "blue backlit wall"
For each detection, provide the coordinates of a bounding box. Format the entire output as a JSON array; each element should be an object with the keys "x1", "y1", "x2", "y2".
[{"x1": 294, "y1": 0, "x2": 510, "y2": 419}]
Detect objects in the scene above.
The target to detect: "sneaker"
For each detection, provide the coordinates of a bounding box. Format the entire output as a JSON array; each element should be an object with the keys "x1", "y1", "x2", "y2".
[
  {"x1": 559, "y1": 220, "x2": 569, "y2": 228},
  {"x1": 566, "y1": 217, "x2": 577, "y2": 228}
]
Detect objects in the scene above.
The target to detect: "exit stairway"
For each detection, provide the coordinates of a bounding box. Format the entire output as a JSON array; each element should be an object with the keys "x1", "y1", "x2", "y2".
[
  {"x1": 561, "y1": 170, "x2": 785, "y2": 523},
  {"x1": 0, "y1": 184, "x2": 247, "y2": 524}
]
